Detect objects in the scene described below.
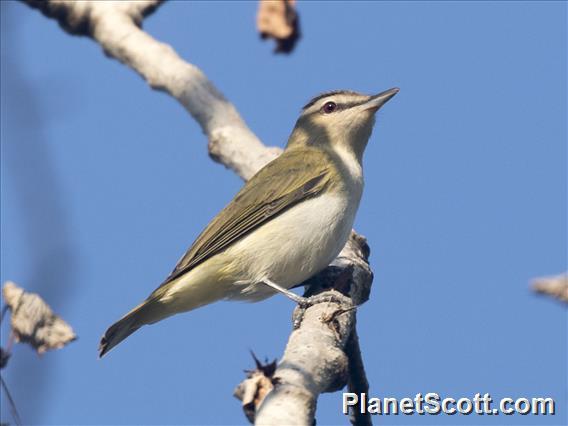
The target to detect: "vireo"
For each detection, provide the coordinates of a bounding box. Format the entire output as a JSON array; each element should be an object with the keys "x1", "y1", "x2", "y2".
[{"x1": 99, "y1": 88, "x2": 398, "y2": 357}]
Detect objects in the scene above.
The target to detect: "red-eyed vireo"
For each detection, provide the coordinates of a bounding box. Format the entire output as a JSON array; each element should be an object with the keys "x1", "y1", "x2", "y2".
[{"x1": 99, "y1": 88, "x2": 399, "y2": 357}]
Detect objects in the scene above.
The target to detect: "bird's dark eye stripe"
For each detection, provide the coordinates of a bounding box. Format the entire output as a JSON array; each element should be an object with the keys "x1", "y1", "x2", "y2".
[
  {"x1": 302, "y1": 90, "x2": 360, "y2": 110},
  {"x1": 319, "y1": 99, "x2": 369, "y2": 114},
  {"x1": 303, "y1": 98, "x2": 370, "y2": 117}
]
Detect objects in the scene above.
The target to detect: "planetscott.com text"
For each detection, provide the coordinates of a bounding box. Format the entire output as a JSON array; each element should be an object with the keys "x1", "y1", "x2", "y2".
[{"x1": 342, "y1": 392, "x2": 556, "y2": 416}]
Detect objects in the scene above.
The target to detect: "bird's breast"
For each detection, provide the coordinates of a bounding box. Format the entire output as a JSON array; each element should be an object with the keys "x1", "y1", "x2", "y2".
[{"x1": 223, "y1": 187, "x2": 362, "y2": 298}]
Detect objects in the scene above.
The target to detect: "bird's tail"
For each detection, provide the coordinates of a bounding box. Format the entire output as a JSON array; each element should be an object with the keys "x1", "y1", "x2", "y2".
[{"x1": 98, "y1": 298, "x2": 165, "y2": 358}]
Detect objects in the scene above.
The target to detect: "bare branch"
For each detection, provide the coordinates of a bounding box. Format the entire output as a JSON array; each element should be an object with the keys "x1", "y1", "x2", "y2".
[
  {"x1": 345, "y1": 329, "x2": 372, "y2": 426},
  {"x1": 23, "y1": 0, "x2": 280, "y2": 180},
  {"x1": 2, "y1": 281, "x2": 76, "y2": 354},
  {"x1": 532, "y1": 273, "x2": 568, "y2": 304},
  {"x1": 1, "y1": 374, "x2": 23, "y2": 426},
  {"x1": 255, "y1": 292, "x2": 355, "y2": 425}
]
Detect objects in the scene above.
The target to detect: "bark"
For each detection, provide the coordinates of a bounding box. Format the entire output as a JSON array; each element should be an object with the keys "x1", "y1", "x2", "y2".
[{"x1": 21, "y1": 2, "x2": 375, "y2": 424}]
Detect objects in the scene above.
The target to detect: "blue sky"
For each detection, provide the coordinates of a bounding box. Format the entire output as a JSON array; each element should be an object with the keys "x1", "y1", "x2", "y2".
[{"x1": 1, "y1": 1, "x2": 566, "y2": 425}]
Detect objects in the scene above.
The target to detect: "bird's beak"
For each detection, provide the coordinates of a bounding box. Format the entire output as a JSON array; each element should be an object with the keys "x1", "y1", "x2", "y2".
[{"x1": 363, "y1": 87, "x2": 400, "y2": 112}]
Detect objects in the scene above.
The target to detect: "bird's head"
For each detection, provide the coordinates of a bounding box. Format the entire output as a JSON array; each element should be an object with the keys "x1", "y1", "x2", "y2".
[{"x1": 287, "y1": 88, "x2": 399, "y2": 161}]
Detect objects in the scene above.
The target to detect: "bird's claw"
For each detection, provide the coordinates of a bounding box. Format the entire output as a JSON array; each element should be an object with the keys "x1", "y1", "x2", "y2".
[{"x1": 292, "y1": 292, "x2": 351, "y2": 329}]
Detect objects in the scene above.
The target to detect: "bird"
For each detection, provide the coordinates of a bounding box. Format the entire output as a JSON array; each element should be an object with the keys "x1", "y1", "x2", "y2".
[{"x1": 99, "y1": 88, "x2": 399, "y2": 357}]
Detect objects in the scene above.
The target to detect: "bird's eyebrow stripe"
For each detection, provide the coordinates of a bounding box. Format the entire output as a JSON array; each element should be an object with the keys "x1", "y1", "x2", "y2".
[{"x1": 302, "y1": 90, "x2": 362, "y2": 110}]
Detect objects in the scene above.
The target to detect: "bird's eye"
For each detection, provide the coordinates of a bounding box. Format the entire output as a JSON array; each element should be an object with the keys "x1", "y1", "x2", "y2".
[{"x1": 322, "y1": 101, "x2": 337, "y2": 114}]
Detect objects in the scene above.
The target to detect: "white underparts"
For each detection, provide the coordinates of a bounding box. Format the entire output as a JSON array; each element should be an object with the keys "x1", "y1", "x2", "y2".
[{"x1": 166, "y1": 146, "x2": 364, "y2": 307}]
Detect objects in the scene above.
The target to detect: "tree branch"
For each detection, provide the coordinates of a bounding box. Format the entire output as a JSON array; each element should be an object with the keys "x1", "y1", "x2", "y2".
[
  {"x1": 0, "y1": 374, "x2": 23, "y2": 426},
  {"x1": 21, "y1": 2, "x2": 375, "y2": 424},
  {"x1": 23, "y1": 0, "x2": 280, "y2": 180},
  {"x1": 532, "y1": 273, "x2": 568, "y2": 304},
  {"x1": 237, "y1": 235, "x2": 373, "y2": 424}
]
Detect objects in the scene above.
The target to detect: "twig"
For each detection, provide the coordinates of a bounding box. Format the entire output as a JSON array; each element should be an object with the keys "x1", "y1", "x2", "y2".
[
  {"x1": 0, "y1": 305, "x2": 8, "y2": 325},
  {"x1": 345, "y1": 328, "x2": 372, "y2": 426},
  {"x1": 233, "y1": 352, "x2": 278, "y2": 423},
  {"x1": 532, "y1": 273, "x2": 568, "y2": 304},
  {"x1": 0, "y1": 374, "x2": 22, "y2": 426}
]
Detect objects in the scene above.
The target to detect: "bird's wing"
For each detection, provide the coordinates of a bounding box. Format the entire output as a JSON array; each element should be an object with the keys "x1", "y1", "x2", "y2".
[{"x1": 159, "y1": 148, "x2": 333, "y2": 287}]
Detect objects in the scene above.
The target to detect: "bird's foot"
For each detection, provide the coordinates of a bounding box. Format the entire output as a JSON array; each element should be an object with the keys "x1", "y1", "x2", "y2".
[
  {"x1": 292, "y1": 292, "x2": 355, "y2": 328},
  {"x1": 261, "y1": 279, "x2": 354, "y2": 328},
  {"x1": 262, "y1": 279, "x2": 347, "y2": 306},
  {"x1": 297, "y1": 292, "x2": 348, "y2": 308}
]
